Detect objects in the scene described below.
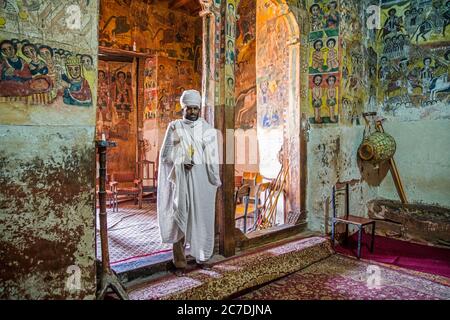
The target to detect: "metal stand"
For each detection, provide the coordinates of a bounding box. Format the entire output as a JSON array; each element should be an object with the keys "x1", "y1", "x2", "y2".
[{"x1": 95, "y1": 140, "x2": 129, "y2": 300}]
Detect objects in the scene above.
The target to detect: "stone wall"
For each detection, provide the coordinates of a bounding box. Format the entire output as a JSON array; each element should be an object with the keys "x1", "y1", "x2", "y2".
[{"x1": 0, "y1": 1, "x2": 99, "y2": 299}]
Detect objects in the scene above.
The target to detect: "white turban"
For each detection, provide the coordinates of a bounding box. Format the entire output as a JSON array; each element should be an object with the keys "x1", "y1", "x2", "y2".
[{"x1": 180, "y1": 89, "x2": 201, "y2": 108}]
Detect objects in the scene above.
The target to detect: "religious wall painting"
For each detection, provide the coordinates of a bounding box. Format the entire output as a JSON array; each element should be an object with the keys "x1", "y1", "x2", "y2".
[
  {"x1": 235, "y1": 0, "x2": 257, "y2": 129},
  {"x1": 149, "y1": 55, "x2": 200, "y2": 128},
  {"x1": 0, "y1": 38, "x2": 93, "y2": 106},
  {"x1": 99, "y1": 0, "x2": 202, "y2": 63},
  {"x1": 96, "y1": 67, "x2": 113, "y2": 140},
  {"x1": 339, "y1": 0, "x2": 363, "y2": 41},
  {"x1": 359, "y1": 0, "x2": 450, "y2": 120},
  {"x1": 370, "y1": 0, "x2": 450, "y2": 116},
  {"x1": 378, "y1": 0, "x2": 450, "y2": 45},
  {"x1": 256, "y1": 0, "x2": 290, "y2": 130},
  {"x1": 308, "y1": 0, "x2": 339, "y2": 36},
  {"x1": 309, "y1": 35, "x2": 340, "y2": 74},
  {"x1": 96, "y1": 60, "x2": 137, "y2": 174},
  {"x1": 226, "y1": 1, "x2": 237, "y2": 38},
  {"x1": 143, "y1": 56, "x2": 158, "y2": 120},
  {"x1": 236, "y1": 85, "x2": 257, "y2": 130},
  {"x1": 0, "y1": 1, "x2": 97, "y2": 48},
  {"x1": 340, "y1": 39, "x2": 365, "y2": 125},
  {"x1": 111, "y1": 69, "x2": 133, "y2": 120},
  {"x1": 308, "y1": 72, "x2": 340, "y2": 124}
]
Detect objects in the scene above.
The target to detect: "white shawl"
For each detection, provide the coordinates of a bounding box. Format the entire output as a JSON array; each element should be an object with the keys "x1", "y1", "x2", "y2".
[{"x1": 157, "y1": 117, "x2": 221, "y2": 262}]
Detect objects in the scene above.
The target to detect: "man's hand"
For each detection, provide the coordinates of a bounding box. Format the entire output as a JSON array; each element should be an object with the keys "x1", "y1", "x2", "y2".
[{"x1": 184, "y1": 164, "x2": 193, "y2": 170}]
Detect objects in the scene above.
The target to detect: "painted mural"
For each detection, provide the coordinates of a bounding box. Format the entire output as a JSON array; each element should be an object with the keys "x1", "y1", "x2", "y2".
[
  {"x1": 340, "y1": 0, "x2": 365, "y2": 125},
  {"x1": 96, "y1": 60, "x2": 136, "y2": 175},
  {"x1": 368, "y1": 0, "x2": 450, "y2": 119},
  {"x1": 225, "y1": 0, "x2": 237, "y2": 110},
  {"x1": 235, "y1": 0, "x2": 256, "y2": 130},
  {"x1": 0, "y1": 38, "x2": 94, "y2": 106},
  {"x1": 0, "y1": 1, "x2": 97, "y2": 48},
  {"x1": 307, "y1": 0, "x2": 340, "y2": 124},
  {"x1": 99, "y1": 0, "x2": 202, "y2": 70},
  {"x1": 143, "y1": 55, "x2": 157, "y2": 120},
  {"x1": 0, "y1": 0, "x2": 99, "y2": 299},
  {"x1": 256, "y1": 0, "x2": 290, "y2": 130},
  {"x1": 143, "y1": 55, "x2": 201, "y2": 129}
]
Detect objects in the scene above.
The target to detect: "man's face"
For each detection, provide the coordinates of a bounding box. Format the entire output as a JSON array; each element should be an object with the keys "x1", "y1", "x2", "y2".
[
  {"x1": 314, "y1": 76, "x2": 322, "y2": 86},
  {"x1": 39, "y1": 48, "x2": 52, "y2": 62},
  {"x1": 314, "y1": 41, "x2": 322, "y2": 50},
  {"x1": 1, "y1": 43, "x2": 15, "y2": 59},
  {"x1": 183, "y1": 105, "x2": 200, "y2": 121},
  {"x1": 81, "y1": 56, "x2": 92, "y2": 68},
  {"x1": 23, "y1": 45, "x2": 37, "y2": 59}
]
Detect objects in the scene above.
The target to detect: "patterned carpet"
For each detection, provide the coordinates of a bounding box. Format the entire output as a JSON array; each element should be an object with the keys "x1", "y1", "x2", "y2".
[
  {"x1": 96, "y1": 203, "x2": 172, "y2": 265},
  {"x1": 128, "y1": 236, "x2": 334, "y2": 300},
  {"x1": 238, "y1": 254, "x2": 450, "y2": 300}
]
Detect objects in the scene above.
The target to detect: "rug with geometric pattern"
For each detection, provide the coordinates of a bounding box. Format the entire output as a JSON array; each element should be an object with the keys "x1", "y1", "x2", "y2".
[
  {"x1": 238, "y1": 254, "x2": 450, "y2": 300},
  {"x1": 96, "y1": 203, "x2": 172, "y2": 265}
]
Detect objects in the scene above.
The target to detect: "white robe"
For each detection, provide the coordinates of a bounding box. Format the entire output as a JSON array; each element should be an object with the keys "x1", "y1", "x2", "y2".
[{"x1": 157, "y1": 117, "x2": 221, "y2": 262}]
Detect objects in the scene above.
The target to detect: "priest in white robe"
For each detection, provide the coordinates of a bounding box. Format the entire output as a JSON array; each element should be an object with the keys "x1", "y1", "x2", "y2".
[{"x1": 157, "y1": 89, "x2": 221, "y2": 268}]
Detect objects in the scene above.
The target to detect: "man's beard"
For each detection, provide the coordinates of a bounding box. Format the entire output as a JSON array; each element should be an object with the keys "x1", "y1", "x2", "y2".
[{"x1": 184, "y1": 114, "x2": 199, "y2": 121}]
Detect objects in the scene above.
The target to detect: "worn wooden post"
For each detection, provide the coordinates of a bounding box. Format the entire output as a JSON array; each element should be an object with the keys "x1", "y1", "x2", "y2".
[
  {"x1": 95, "y1": 140, "x2": 129, "y2": 300},
  {"x1": 200, "y1": 0, "x2": 236, "y2": 257}
]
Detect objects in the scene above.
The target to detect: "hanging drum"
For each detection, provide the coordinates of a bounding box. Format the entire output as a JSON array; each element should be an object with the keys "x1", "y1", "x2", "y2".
[{"x1": 358, "y1": 132, "x2": 396, "y2": 163}]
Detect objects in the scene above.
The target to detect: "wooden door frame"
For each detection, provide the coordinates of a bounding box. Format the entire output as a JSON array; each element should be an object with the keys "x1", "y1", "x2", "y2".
[{"x1": 210, "y1": 0, "x2": 308, "y2": 256}]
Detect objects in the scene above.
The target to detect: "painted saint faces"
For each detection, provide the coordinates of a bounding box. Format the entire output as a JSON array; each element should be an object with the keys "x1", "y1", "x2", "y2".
[
  {"x1": 1, "y1": 42, "x2": 16, "y2": 59},
  {"x1": 68, "y1": 65, "x2": 81, "y2": 80},
  {"x1": 81, "y1": 55, "x2": 93, "y2": 69},
  {"x1": 22, "y1": 45, "x2": 38, "y2": 59},
  {"x1": 314, "y1": 75, "x2": 323, "y2": 86},
  {"x1": 39, "y1": 47, "x2": 53, "y2": 63},
  {"x1": 314, "y1": 40, "x2": 323, "y2": 51},
  {"x1": 117, "y1": 72, "x2": 126, "y2": 83}
]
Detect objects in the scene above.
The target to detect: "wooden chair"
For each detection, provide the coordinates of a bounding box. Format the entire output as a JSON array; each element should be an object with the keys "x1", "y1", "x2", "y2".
[
  {"x1": 137, "y1": 160, "x2": 157, "y2": 203},
  {"x1": 110, "y1": 172, "x2": 142, "y2": 210},
  {"x1": 331, "y1": 182, "x2": 376, "y2": 259},
  {"x1": 253, "y1": 182, "x2": 271, "y2": 220},
  {"x1": 242, "y1": 171, "x2": 263, "y2": 203},
  {"x1": 234, "y1": 184, "x2": 251, "y2": 233},
  {"x1": 235, "y1": 175, "x2": 243, "y2": 190},
  {"x1": 96, "y1": 176, "x2": 117, "y2": 212}
]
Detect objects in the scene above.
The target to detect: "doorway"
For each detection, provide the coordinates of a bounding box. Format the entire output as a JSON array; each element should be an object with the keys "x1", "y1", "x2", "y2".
[
  {"x1": 95, "y1": 0, "x2": 203, "y2": 272},
  {"x1": 233, "y1": 0, "x2": 304, "y2": 236}
]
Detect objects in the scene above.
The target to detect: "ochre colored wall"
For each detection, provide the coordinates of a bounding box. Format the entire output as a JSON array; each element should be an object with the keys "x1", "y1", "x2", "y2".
[
  {"x1": 256, "y1": 0, "x2": 290, "y2": 179},
  {"x1": 97, "y1": 60, "x2": 137, "y2": 175},
  {"x1": 99, "y1": 0, "x2": 202, "y2": 66},
  {"x1": 99, "y1": 0, "x2": 202, "y2": 172},
  {"x1": 142, "y1": 54, "x2": 202, "y2": 164},
  {"x1": 0, "y1": 1, "x2": 98, "y2": 298},
  {"x1": 235, "y1": 0, "x2": 256, "y2": 130}
]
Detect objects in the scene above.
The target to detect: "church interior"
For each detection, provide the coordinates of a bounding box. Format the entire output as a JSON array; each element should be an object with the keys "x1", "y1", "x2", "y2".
[{"x1": 0, "y1": 0, "x2": 449, "y2": 300}]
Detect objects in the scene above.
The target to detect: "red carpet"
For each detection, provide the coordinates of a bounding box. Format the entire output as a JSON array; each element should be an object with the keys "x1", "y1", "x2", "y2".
[{"x1": 335, "y1": 232, "x2": 450, "y2": 278}]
